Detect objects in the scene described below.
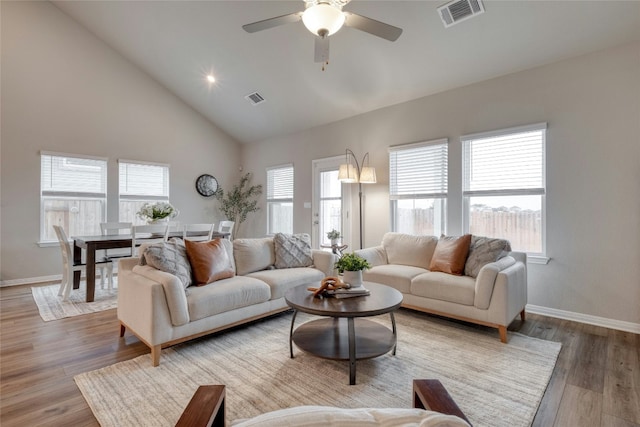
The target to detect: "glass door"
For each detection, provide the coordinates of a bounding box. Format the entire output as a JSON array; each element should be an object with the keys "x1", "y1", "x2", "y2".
[{"x1": 312, "y1": 156, "x2": 351, "y2": 249}]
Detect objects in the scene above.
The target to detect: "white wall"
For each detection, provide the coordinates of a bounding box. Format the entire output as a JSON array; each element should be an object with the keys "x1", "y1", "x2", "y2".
[
  {"x1": 242, "y1": 41, "x2": 640, "y2": 326},
  {"x1": 0, "y1": 1, "x2": 241, "y2": 281}
]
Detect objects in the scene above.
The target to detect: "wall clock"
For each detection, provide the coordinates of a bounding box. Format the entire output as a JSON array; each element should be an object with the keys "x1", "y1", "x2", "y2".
[{"x1": 195, "y1": 174, "x2": 218, "y2": 197}]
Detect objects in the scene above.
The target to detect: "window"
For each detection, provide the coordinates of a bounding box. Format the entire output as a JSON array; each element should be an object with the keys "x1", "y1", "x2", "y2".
[
  {"x1": 462, "y1": 123, "x2": 546, "y2": 254},
  {"x1": 389, "y1": 139, "x2": 448, "y2": 236},
  {"x1": 40, "y1": 152, "x2": 107, "y2": 242},
  {"x1": 319, "y1": 169, "x2": 343, "y2": 246},
  {"x1": 119, "y1": 160, "x2": 170, "y2": 225},
  {"x1": 266, "y1": 164, "x2": 294, "y2": 234}
]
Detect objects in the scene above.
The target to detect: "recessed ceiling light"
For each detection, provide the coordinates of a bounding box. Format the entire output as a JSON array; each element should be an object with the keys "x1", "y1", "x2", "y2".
[{"x1": 206, "y1": 74, "x2": 216, "y2": 83}]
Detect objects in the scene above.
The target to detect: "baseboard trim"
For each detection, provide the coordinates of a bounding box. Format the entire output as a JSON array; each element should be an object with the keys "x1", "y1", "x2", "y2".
[
  {"x1": 526, "y1": 304, "x2": 640, "y2": 334},
  {"x1": 0, "y1": 275, "x2": 62, "y2": 287}
]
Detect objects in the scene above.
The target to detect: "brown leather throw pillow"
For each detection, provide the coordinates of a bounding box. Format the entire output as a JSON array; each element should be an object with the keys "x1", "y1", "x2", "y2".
[
  {"x1": 428, "y1": 234, "x2": 472, "y2": 276},
  {"x1": 184, "y1": 238, "x2": 235, "y2": 286}
]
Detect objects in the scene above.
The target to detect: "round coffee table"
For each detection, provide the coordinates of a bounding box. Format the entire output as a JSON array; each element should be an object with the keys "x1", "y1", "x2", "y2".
[{"x1": 285, "y1": 282, "x2": 403, "y2": 385}]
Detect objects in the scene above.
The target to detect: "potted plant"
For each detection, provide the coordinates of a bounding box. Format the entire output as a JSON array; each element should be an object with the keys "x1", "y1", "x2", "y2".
[
  {"x1": 334, "y1": 252, "x2": 371, "y2": 288},
  {"x1": 214, "y1": 173, "x2": 262, "y2": 238},
  {"x1": 326, "y1": 229, "x2": 341, "y2": 246}
]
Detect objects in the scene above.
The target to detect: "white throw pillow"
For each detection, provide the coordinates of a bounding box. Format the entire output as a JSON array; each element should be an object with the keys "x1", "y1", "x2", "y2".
[
  {"x1": 464, "y1": 235, "x2": 511, "y2": 278},
  {"x1": 273, "y1": 233, "x2": 313, "y2": 269}
]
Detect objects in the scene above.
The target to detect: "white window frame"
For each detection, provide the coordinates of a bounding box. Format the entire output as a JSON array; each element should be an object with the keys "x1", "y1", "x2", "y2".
[
  {"x1": 462, "y1": 122, "x2": 547, "y2": 259},
  {"x1": 266, "y1": 164, "x2": 294, "y2": 235},
  {"x1": 118, "y1": 159, "x2": 170, "y2": 225},
  {"x1": 389, "y1": 138, "x2": 448, "y2": 236},
  {"x1": 39, "y1": 151, "x2": 108, "y2": 244}
]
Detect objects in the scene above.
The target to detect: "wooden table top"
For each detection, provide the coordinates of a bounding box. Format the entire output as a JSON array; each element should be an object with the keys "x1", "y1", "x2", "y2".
[{"x1": 285, "y1": 282, "x2": 403, "y2": 318}]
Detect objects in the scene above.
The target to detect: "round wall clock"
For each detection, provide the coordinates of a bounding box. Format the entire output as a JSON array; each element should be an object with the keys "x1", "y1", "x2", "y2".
[{"x1": 195, "y1": 174, "x2": 218, "y2": 197}]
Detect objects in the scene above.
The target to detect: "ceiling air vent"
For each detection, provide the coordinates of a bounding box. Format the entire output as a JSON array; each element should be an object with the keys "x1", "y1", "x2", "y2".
[
  {"x1": 438, "y1": 0, "x2": 485, "y2": 28},
  {"x1": 244, "y1": 91, "x2": 266, "y2": 106}
]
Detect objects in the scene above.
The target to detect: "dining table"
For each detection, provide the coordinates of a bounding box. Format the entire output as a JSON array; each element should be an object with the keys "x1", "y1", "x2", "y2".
[{"x1": 72, "y1": 231, "x2": 230, "y2": 302}]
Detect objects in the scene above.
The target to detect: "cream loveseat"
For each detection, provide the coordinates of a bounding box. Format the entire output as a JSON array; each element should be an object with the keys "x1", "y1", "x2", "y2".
[
  {"x1": 117, "y1": 235, "x2": 335, "y2": 366},
  {"x1": 355, "y1": 233, "x2": 527, "y2": 343}
]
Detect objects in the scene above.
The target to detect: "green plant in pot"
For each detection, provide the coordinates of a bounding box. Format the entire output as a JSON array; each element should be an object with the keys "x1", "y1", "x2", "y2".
[
  {"x1": 326, "y1": 229, "x2": 341, "y2": 245},
  {"x1": 334, "y1": 253, "x2": 371, "y2": 288},
  {"x1": 214, "y1": 173, "x2": 262, "y2": 238}
]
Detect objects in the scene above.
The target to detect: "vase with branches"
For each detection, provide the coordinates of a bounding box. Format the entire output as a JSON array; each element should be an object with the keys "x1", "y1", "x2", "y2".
[{"x1": 214, "y1": 173, "x2": 262, "y2": 237}]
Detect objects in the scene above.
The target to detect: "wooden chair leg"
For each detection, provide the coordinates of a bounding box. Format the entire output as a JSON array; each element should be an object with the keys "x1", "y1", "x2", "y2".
[
  {"x1": 119, "y1": 323, "x2": 126, "y2": 337},
  {"x1": 498, "y1": 325, "x2": 508, "y2": 343},
  {"x1": 520, "y1": 309, "x2": 526, "y2": 321}
]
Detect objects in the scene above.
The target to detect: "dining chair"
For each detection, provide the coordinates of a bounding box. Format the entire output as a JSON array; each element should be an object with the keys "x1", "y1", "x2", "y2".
[
  {"x1": 217, "y1": 220, "x2": 235, "y2": 240},
  {"x1": 165, "y1": 221, "x2": 181, "y2": 239},
  {"x1": 132, "y1": 223, "x2": 171, "y2": 255},
  {"x1": 53, "y1": 225, "x2": 113, "y2": 300},
  {"x1": 182, "y1": 223, "x2": 215, "y2": 241},
  {"x1": 100, "y1": 222, "x2": 134, "y2": 260}
]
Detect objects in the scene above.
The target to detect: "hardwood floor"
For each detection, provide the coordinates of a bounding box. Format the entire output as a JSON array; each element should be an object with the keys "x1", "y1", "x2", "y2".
[{"x1": 1, "y1": 283, "x2": 638, "y2": 426}]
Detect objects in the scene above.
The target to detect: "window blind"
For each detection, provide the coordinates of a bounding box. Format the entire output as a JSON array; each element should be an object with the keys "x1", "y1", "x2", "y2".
[
  {"x1": 119, "y1": 160, "x2": 170, "y2": 200},
  {"x1": 389, "y1": 139, "x2": 448, "y2": 199},
  {"x1": 41, "y1": 153, "x2": 107, "y2": 197},
  {"x1": 267, "y1": 165, "x2": 294, "y2": 201},
  {"x1": 463, "y1": 124, "x2": 545, "y2": 196}
]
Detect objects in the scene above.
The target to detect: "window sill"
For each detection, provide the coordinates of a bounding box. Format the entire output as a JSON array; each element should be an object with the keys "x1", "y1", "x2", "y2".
[
  {"x1": 527, "y1": 256, "x2": 550, "y2": 265},
  {"x1": 38, "y1": 241, "x2": 60, "y2": 248}
]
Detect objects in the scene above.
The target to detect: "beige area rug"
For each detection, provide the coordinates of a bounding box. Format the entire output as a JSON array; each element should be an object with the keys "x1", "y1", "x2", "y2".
[
  {"x1": 31, "y1": 279, "x2": 118, "y2": 321},
  {"x1": 75, "y1": 309, "x2": 560, "y2": 427}
]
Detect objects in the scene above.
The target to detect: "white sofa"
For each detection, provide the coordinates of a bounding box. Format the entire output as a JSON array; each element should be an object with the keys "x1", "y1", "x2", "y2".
[
  {"x1": 355, "y1": 233, "x2": 527, "y2": 342},
  {"x1": 177, "y1": 380, "x2": 471, "y2": 427},
  {"x1": 117, "y1": 236, "x2": 335, "y2": 366}
]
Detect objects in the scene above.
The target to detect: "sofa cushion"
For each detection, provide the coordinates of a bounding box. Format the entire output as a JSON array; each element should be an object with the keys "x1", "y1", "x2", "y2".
[
  {"x1": 428, "y1": 235, "x2": 471, "y2": 276},
  {"x1": 464, "y1": 236, "x2": 512, "y2": 278},
  {"x1": 233, "y1": 237, "x2": 275, "y2": 276},
  {"x1": 231, "y1": 406, "x2": 470, "y2": 427},
  {"x1": 273, "y1": 233, "x2": 313, "y2": 269},
  {"x1": 185, "y1": 238, "x2": 235, "y2": 286},
  {"x1": 139, "y1": 238, "x2": 192, "y2": 288},
  {"x1": 363, "y1": 264, "x2": 429, "y2": 294},
  {"x1": 248, "y1": 267, "x2": 324, "y2": 299},
  {"x1": 186, "y1": 276, "x2": 271, "y2": 322},
  {"x1": 411, "y1": 272, "x2": 475, "y2": 306},
  {"x1": 382, "y1": 233, "x2": 438, "y2": 269}
]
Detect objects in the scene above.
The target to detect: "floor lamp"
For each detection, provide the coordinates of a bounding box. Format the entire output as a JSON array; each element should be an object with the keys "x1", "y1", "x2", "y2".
[{"x1": 337, "y1": 149, "x2": 377, "y2": 249}]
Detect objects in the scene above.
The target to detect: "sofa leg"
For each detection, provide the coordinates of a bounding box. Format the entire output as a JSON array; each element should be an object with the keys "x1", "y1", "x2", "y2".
[
  {"x1": 151, "y1": 345, "x2": 161, "y2": 367},
  {"x1": 520, "y1": 309, "x2": 526, "y2": 322},
  {"x1": 498, "y1": 326, "x2": 508, "y2": 343},
  {"x1": 119, "y1": 323, "x2": 126, "y2": 337}
]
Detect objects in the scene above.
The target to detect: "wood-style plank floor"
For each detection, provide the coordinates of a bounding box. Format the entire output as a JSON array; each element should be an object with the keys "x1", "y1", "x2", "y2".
[{"x1": 1, "y1": 282, "x2": 638, "y2": 426}]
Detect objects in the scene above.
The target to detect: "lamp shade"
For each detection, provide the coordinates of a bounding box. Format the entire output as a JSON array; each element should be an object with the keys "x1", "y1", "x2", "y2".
[
  {"x1": 338, "y1": 163, "x2": 358, "y2": 183},
  {"x1": 359, "y1": 166, "x2": 377, "y2": 184},
  {"x1": 302, "y1": 4, "x2": 346, "y2": 37}
]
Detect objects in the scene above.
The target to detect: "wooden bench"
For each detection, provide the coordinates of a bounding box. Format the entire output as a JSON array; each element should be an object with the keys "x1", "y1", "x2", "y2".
[{"x1": 176, "y1": 379, "x2": 470, "y2": 427}]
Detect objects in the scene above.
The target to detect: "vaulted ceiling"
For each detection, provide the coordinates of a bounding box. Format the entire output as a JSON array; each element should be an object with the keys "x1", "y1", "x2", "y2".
[{"x1": 52, "y1": 1, "x2": 640, "y2": 144}]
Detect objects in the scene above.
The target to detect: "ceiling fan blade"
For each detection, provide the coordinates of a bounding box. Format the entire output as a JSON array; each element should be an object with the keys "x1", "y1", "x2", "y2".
[
  {"x1": 343, "y1": 11, "x2": 403, "y2": 42},
  {"x1": 242, "y1": 12, "x2": 303, "y2": 33},
  {"x1": 314, "y1": 36, "x2": 330, "y2": 63}
]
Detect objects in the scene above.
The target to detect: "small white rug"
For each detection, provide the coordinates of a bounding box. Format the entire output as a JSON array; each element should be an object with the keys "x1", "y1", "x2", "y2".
[
  {"x1": 31, "y1": 279, "x2": 118, "y2": 321},
  {"x1": 75, "y1": 309, "x2": 561, "y2": 427}
]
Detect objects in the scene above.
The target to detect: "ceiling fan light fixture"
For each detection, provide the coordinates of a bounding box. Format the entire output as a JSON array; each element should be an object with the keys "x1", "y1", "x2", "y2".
[{"x1": 302, "y1": 3, "x2": 345, "y2": 37}]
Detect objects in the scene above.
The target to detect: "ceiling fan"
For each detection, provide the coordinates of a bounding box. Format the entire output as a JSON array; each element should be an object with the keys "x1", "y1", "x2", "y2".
[{"x1": 242, "y1": 0, "x2": 402, "y2": 68}]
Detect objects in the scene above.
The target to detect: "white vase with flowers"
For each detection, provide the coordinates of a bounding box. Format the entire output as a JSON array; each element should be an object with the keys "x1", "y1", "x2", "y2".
[{"x1": 136, "y1": 202, "x2": 179, "y2": 224}]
